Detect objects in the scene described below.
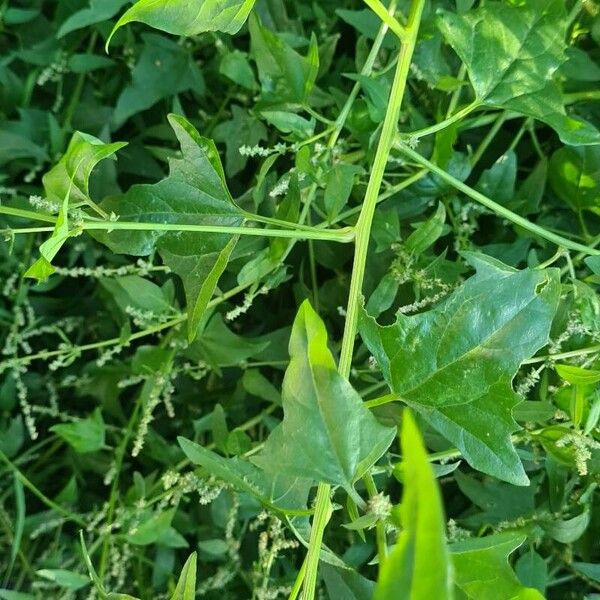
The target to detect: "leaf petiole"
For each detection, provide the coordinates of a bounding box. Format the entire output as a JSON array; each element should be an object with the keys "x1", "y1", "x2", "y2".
[{"x1": 395, "y1": 142, "x2": 600, "y2": 256}]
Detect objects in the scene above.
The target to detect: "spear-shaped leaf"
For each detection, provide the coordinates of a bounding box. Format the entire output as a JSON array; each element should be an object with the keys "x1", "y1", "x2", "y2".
[{"x1": 252, "y1": 301, "x2": 396, "y2": 497}]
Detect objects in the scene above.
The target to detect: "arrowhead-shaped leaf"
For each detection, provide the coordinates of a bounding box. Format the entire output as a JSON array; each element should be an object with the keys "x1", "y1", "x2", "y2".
[
  {"x1": 438, "y1": 0, "x2": 600, "y2": 145},
  {"x1": 360, "y1": 255, "x2": 561, "y2": 485},
  {"x1": 43, "y1": 132, "x2": 127, "y2": 208},
  {"x1": 374, "y1": 411, "x2": 452, "y2": 600},
  {"x1": 96, "y1": 114, "x2": 243, "y2": 340},
  {"x1": 451, "y1": 532, "x2": 545, "y2": 599},
  {"x1": 252, "y1": 301, "x2": 396, "y2": 496}
]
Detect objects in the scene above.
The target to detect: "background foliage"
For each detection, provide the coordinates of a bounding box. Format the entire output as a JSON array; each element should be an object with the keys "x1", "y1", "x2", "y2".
[{"x1": 1, "y1": 0, "x2": 600, "y2": 598}]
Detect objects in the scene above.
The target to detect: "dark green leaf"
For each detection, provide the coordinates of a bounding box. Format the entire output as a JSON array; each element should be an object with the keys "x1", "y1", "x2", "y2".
[
  {"x1": 360, "y1": 255, "x2": 561, "y2": 484},
  {"x1": 50, "y1": 408, "x2": 105, "y2": 453}
]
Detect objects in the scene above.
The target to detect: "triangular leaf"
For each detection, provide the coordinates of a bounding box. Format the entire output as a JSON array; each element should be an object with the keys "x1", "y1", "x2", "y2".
[
  {"x1": 360, "y1": 258, "x2": 561, "y2": 485},
  {"x1": 96, "y1": 114, "x2": 243, "y2": 340},
  {"x1": 170, "y1": 553, "x2": 197, "y2": 600},
  {"x1": 438, "y1": 0, "x2": 600, "y2": 145},
  {"x1": 252, "y1": 301, "x2": 396, "y2": 495}
]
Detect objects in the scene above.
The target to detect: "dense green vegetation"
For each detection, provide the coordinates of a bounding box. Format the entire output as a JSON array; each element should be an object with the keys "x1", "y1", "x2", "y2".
[{"x1": 1, "y1": 0, "x2": 600, "y2": 598}]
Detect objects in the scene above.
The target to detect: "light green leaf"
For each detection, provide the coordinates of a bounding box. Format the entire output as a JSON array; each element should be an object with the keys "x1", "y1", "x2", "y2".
[
  {"x1": 178, "y1": 437, "x2": 311, "y2": 511},
  {"x1": 36, "y1": 569, "x2": 89, "y2": 591},
  {"x1": 50, "y1": 407, "x2": 105, "y2": 453},
  {"x1": 108, "y1": 0, "x2": 256, "y2": 47},
  {"x1": 0, "y1": 591, "x2": 35, "y2": 600},
  {"x1": 100, "y1": 275, "x2": 173, "y2": 317},
  {"x1": 555, "y1": 364, "x2": 600, "y2": 386},
  {"x1": 249, "y1": 14, "x2": 319, "y2": 106},
  {"x1": 438, "y1": 0, "x2": 600, "y2": 145},
  {"x1": 451, "y1": 533, "x2": 544, "y2": 599},
  {"x1": 360, "y1": 255, "x2": 561, "y2": 485},
  {"x1": 170, "y1": 552, "x2": 197, "y2": 600},
  {"x1": 96, "y1": 114, "x2": 243, "y2": 341},
  {"x1": 549, "y1": 146, "x2": 600, "y2": 215},
  {"x1": 252, "y1": 301, "x2": 396, "y2": 496},
  {"x1": 43, "y1": 131, "x2": 126, "y2": 208},
  {"x1": 374, "y1": 410, "x2": 452, "y2": 600},
  {"x1": 541, "y1": 509, "x2": 590, "y2": 543},
  {"x1": 24, "y1": 193, "x2": 71, "y2": 281},
  {"x1": 127, "y1": 508, "x2": 176, "y2": 546}
]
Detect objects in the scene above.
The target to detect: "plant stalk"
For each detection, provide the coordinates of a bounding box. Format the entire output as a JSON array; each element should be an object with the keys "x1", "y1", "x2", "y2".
[{"x1": 301, "y1": 1, "x2": 425, "y2": 598}]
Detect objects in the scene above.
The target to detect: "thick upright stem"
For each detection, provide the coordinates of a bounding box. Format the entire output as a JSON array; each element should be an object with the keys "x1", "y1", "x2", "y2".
[{"x1": 300, "y1": 2, "x2": 425, "y2": 598}]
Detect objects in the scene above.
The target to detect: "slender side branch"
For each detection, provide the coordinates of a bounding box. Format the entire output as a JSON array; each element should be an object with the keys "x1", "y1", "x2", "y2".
[
  {"x1": 395, "y1": 142, "x2": 600, "y2": 256},
  {"x1": 363, "y1": 0, "x2": 407, "y2": 40}
]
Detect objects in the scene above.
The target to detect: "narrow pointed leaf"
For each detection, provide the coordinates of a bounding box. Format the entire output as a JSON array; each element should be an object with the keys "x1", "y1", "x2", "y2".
[
  {"x1": 170, "y1": 552, "x2": 197, "y2": 600},
  {"x1": 374, "y1": 411, "x2": 452, "y2": 600}
]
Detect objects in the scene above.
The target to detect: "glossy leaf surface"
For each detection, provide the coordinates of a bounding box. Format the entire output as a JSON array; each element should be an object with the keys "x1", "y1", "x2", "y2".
[
  {"x1": 252, "y1": 301, "x2": 396, "y2": 495},
  {"x1": 360, "y1": 255, "x2": 561, "y2": 484}
]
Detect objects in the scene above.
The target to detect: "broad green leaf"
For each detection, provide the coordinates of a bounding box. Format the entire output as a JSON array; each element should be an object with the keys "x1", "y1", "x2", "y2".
[
  {"x1": 252, "y1": 301, "x2": 396, "y2": 496},
  {"x1": 549, "y1": 146, "x2": 600, "y2": 215},
  {"x1": 43, "y1": 131, "x2": 126, "y2": 208},
  {"x1": 213, "y1": 105, "x2": 267, "y2": 176},
  {"x1": 50, "y1": 407, "x2": 105, "y2": 453},
  {"x1": 127, "y1": 508, "x2": 176, "y2": 546},
  {"x1": 36, "y1": 569, "x2": 89, "y2": 591},
  {"x1": 515, "y1": 550, "x2": 547, "y2": 595},
  {"x1": 438, "y1": 0, "x2": 600, "y2": 145},
  {"x1": 324, "y1": 163, "x2": 362, "y2": 221},
  {"x1": 360, "y1": 255, "x2": 561, "y2": 485},
  {"x1": 178, "y1": 437, "x2": 311, "y2": 511},
  {"x1": 249, "y1": 14, "x2": 319, "y2": 107},
  {"x1": 113, "y1": 35, "x2": 204, "y2": 126},
  {"x1": 109, "y1": 0, "x2": 257, "y2": 47},
  {"x1": 555, "y1": 364, "x2": 600, "y2": 386},
  {"x1": 451, "y1": 533, "x2": 544, "y2": 599},
  {"x1": 374, "y1": 411, "x2": 452, "y2": 600},
  {"x1": 541, "y1": 509, "x2": 590, "y2": 543},
  {"x1": 183, "y1": 314, "x2": 269, "y2": 369},
  {"x1": 322, "y1": 564, "x2": 375, "y2": 600},
  {"x1": 573, "y1": 562, "x2": 600, "y2": 583},
  {"x1": 170, "y1": 552, "x2": 197, "y2": 600},
  {"x1": 96, "y1": 114, "x2": 243, "y2": 340}
]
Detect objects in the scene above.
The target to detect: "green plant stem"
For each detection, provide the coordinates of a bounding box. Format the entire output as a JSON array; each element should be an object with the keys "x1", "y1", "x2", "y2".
[
  {"x1": 301, "y1": 2, "x2": 425, "y2": 599},
  {"x1": 401, "y1": 101, "x2": 479, "y2": 141},
  {"x1": 0, "y1": 206, "x2": 57, "y2": 223},
  {"x1": 395, "y1": 142, "x2": 600, "y2": 256},
  {"x1": 363, "y1": 0, "x2": 407, "y2": 40},
  {"x1": 301, "y1": 484, "x2": 332, "y2": 600},
  {"x1": 523, "y1": 345, "x2": 600, "y2": 364},
  {"x1": 81, "y1": 221, "x2": 355, "y2": 243}
]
